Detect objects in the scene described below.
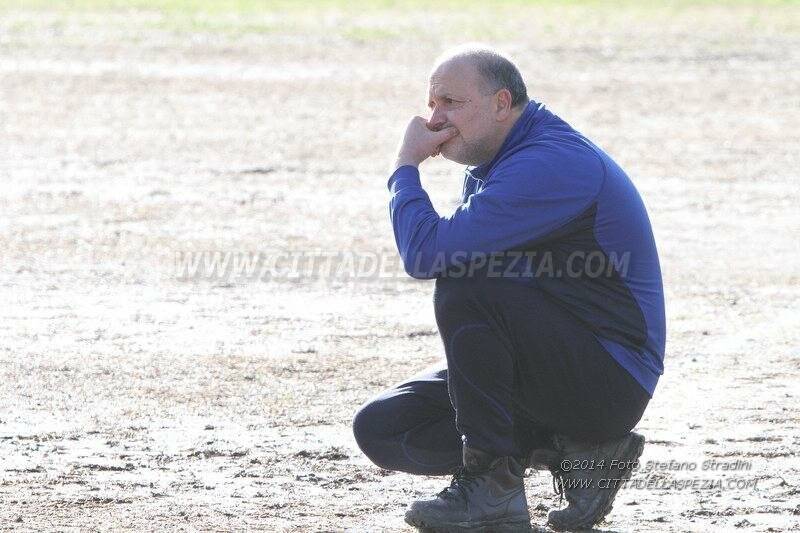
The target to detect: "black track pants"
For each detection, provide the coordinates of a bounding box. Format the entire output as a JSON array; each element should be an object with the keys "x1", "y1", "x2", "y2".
[{"x1": 353, "y1": 277, "x2": 650, "y2": 475}]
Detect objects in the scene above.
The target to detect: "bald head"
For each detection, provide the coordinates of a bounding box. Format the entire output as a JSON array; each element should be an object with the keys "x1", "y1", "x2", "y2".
[{"x1": 431, "y1": 46, "x2": 529, "y2": 109}]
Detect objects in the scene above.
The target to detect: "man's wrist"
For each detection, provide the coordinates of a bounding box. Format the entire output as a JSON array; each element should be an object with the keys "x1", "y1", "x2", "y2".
[
  {"x1": 394, "y1": 153, "x2": 422, "y2": 170},
  {"x1": 394, "y1": 162, "x2": 418, "y2": 173}
]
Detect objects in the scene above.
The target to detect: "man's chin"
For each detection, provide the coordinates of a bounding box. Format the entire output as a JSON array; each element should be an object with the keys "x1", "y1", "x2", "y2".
[{"x1": 440, "y1": 146, "x2": 466, "y2": 165}]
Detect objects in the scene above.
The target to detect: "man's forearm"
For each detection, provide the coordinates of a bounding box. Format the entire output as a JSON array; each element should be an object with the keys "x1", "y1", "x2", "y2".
[{"x1": 387, "y1": 166, "x2": 441, "y2": 279}]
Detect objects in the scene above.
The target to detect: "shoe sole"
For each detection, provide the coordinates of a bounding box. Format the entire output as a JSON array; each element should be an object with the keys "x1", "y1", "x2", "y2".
[
  {"x1": 547, "y1": 432, "x2": 646, "y2": 531},
  {"x1": 405, "y1": 509, "x2": 532, "y2": 533},
  {"x1": 406, "y1": 516, "x2": 532, "y2": 533}
]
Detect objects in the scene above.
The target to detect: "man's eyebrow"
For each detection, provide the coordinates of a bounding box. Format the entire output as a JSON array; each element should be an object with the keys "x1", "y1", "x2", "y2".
[{"x1": 429, "y1": 92, "x2": 463, "y2": 105}]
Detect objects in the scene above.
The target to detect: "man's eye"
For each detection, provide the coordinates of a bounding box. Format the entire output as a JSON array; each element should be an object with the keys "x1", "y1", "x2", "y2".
[{"x1": 443, "y1": 98, "x2": 454, "y2": 104}]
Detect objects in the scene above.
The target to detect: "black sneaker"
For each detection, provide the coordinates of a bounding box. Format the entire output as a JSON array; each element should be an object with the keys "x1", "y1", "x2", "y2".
[
  {"x1": 546, "y1": 432, "x2": 645, "y2": 531},
  {"x1": 404, "y1": 446, "x2": 532, "y2": 532}
]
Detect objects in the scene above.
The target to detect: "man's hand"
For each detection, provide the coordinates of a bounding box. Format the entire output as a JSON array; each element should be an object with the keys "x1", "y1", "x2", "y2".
[{"x1": 394, "y1": 116, "x2": 458, "y2": 169}]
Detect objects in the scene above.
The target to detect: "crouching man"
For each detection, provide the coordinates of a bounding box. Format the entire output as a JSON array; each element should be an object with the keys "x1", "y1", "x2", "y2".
[{"x1": 353, "y1": 45, "x2": 665, "y2": 532}]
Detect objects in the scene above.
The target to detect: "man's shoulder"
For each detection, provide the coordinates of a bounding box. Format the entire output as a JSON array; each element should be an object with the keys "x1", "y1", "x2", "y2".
[{"x1": 492, "y1": 134, "x2": 606, "y2": 185}]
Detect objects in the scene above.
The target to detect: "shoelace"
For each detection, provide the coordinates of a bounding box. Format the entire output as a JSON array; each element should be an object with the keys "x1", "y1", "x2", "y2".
[
  {"x1": 438, "y1": 466, "x2": 484, "y2": 501},
  {"x1": 550, "y1": 466, "x2": 566, "y2": 505}
]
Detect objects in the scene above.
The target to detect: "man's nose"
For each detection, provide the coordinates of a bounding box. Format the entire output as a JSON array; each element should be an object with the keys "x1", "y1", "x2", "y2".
[{"x1": 428, "y1": 106, "x2": 448, "y2": 131}]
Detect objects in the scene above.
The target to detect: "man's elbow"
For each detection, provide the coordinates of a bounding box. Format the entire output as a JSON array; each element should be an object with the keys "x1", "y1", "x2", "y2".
[
  {"x1": 400, "y1": 252, "x2": 438, "y2": 279},
  {"x1": 404, "y1": 266, "x2": 436, "y2": 280}
]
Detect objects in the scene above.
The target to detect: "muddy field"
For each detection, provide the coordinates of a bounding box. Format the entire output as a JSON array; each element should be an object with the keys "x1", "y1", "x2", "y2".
[{"x1": 1, "y1": 1, "x2": 799, "y2": 531}]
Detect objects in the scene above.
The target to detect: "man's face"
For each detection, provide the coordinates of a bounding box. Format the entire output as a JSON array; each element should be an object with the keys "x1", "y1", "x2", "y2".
[{"x1": 427, "y1": 60, "x2": 499, "y2": 166}]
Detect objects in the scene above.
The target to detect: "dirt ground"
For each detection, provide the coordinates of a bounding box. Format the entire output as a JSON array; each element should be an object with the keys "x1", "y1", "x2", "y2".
[{"x1": 1, "y1": 1, "x2": 799, "y2": 531}]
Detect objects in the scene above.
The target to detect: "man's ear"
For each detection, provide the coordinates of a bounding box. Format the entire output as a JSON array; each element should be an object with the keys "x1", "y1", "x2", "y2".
[{"x1": 495, "y1": 89, "x2": 513, "y2": 120}]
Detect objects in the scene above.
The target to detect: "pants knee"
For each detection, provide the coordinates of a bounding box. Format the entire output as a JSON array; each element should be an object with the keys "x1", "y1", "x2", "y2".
[
  {"x1": 352, "y1": 399, "x2": 393, "y2": 470},
  {"x1": 352, "y1": 399, "x2": 377, "y2": 451}
]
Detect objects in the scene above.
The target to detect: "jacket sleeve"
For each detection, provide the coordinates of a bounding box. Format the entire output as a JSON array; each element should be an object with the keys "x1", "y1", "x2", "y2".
[{"x1": 388, "y1": 156, "x2": 602, "y2": 279}]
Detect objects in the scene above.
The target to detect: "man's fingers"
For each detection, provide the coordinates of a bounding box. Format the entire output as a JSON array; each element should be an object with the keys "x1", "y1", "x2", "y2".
[
  {"x1": 430, "y1": 127, "x2": 457, "y2": 157},
  {"x1": 396, "y1": 116, "x2": 457, "y2": 165},
  {"x1": 434, "y1": 126, "x2": 459, "y2": 141}
]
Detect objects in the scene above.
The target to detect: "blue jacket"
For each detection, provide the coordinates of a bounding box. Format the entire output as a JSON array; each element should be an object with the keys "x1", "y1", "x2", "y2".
[{"x1": 388, "y1": 101, "x2": 666, "y2": 395}]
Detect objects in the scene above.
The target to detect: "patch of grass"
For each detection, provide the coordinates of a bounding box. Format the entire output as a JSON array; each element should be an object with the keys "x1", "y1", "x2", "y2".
[
  {"x1": 148, "y1": 15, "x2": 283, "y2": 35},
  {"x1": 2, "y1": 0, "x2": 797, "y2": 39},
  {"x1": 2, "y1": 0, "x2": 799, "y2": 14}
]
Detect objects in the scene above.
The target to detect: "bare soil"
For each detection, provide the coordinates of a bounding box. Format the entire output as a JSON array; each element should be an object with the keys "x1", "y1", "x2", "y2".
[{"x1": 1, "y1": 3, "x2": 799, "y2": 531}]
